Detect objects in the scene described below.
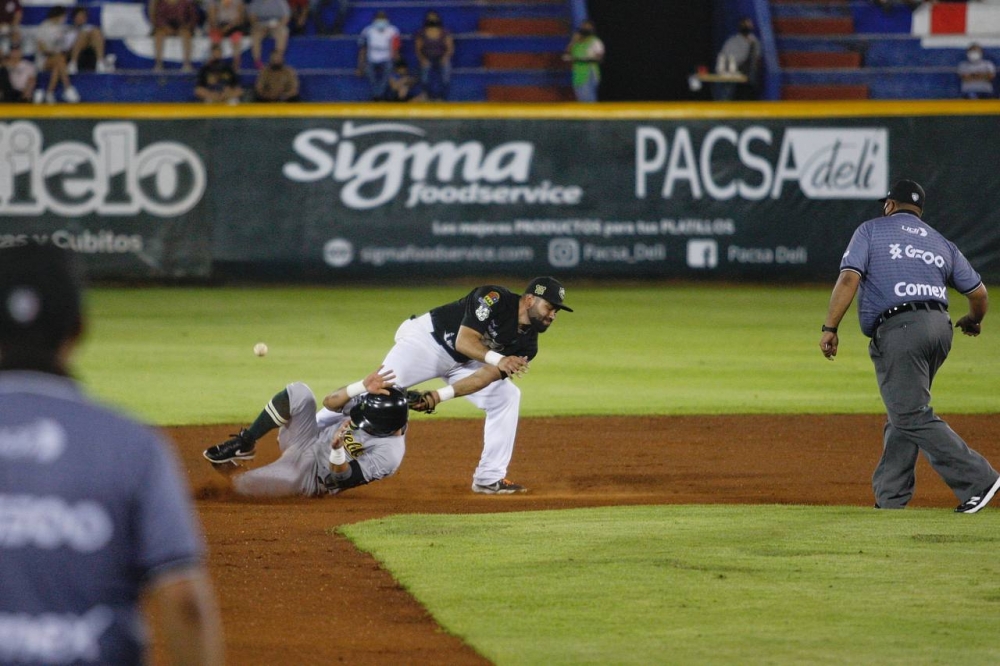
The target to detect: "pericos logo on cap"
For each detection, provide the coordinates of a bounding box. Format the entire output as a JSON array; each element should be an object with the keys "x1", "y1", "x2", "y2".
[{"x1": 524, "y1": 277, "x2": 574, "y2": 312}]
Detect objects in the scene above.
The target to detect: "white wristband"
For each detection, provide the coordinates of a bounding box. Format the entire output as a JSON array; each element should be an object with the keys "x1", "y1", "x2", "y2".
[
  {"x1": 345, "y1": 380, "x2": 366, "y2": 398},
  {"x1": 329, "y1": 447, "x2": 346, "y2": 465},
  {"x1": 437, "y1": 385, "x2": 455, "y2": 402},
  {"x1": 484, "y1": 351, "x2": 504, "y2": 367}
]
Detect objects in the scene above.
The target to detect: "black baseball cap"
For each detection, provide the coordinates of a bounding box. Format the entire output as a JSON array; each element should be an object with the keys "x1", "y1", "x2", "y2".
[
  {"x1": 879, "y1": 179, "x2": 925, "y2": 209},
  {"x1": 0, "y1": 243, "x2": 84, "y2": 352},
  {"x1": 524, "y1": 276, "x2": 573, "y2": 312}
]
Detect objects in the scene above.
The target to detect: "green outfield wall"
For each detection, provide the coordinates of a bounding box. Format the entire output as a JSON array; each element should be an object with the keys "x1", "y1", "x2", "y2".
[{"x1": 2, "y1": 101, "x2": 999, "y2": 281}]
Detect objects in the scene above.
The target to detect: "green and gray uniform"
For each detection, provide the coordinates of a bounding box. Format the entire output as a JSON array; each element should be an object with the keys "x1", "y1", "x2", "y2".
[
  {"x1": 232, "y1": 382, "x2": 405, "y2": 497},
  {"x1": 840, "y1": 210, "x2": 998, "y2": 508}
]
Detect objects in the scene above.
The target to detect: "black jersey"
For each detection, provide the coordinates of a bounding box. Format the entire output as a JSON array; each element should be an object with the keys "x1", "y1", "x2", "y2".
[{"x1": 429, "y1": 285, "x2": 540, "y2": 363}]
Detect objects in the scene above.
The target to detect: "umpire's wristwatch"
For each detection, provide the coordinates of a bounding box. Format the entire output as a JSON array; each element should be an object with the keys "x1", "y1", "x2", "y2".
[{"x1": 821, "y1": 325, "x2": 838, "y2": 333}]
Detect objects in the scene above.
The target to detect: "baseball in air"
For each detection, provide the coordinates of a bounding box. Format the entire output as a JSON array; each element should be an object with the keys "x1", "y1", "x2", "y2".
[{"x1": 253, "y1": 342, "x2": 268, "y2": 357}]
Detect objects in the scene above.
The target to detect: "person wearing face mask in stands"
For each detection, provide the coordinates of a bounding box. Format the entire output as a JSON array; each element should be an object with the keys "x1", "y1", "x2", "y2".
[
  {"x1": 563, "y1": 18, "x2": 604, "y2": 103},
  {"x1": 254, "y1": 49, "x2": 300, "y2": 100},
  {"x1": 357, "y1": 10, "x2": 400, "y2": 101},
  {"x1": 957, "y1": 43, "x2": 995, "y2": 99},
  {"x1": 415, "y1": 10, "x2": 453, "y2": 101},
  {"x1": 711, "y1": 16, "x2": 761, "y2": 102}
]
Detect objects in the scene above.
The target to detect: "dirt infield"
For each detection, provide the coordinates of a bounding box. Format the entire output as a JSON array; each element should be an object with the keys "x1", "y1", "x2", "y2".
[{"x1": 165, "y1": 414, "x2": 1000, "y2": 665}]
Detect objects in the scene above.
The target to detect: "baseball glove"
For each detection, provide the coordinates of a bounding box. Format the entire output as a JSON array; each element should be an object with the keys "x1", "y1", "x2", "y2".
[{"x1": 405, "y1": 389, "x2": 439, "y2": 414}]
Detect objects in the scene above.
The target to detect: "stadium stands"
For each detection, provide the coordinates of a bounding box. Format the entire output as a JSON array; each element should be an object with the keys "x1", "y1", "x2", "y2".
[
  {"x1": 13, "y1": 0, "x2": 574, "y2": 102},
  {"x1": 771, "y1": 0, "x2": 1000, "y2": 100}
]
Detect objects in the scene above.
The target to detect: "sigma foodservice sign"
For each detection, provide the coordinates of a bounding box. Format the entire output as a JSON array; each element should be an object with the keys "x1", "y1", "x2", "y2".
[{"x1": 281, "y1": 121, "x2": 583, "y2": 211}]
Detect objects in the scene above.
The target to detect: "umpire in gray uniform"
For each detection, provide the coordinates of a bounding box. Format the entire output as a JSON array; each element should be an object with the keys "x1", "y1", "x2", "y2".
[{"x1": 820, "y1": 179, "x2": 1000, "y2": 513}]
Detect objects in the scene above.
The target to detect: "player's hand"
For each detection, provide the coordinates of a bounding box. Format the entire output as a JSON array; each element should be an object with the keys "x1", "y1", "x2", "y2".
[
  {"x1": 363, "y1": 365, "x2": 396, "y2": 394},
  {"x1": 820, "y1": 332, "x2": 839, "y2": 360},
  {"x1": 955, "y1": 316, "x2": 982, "y2": 337},
  {"x1": 498, "y1": 355, "x2": 529, "y2": 378}
]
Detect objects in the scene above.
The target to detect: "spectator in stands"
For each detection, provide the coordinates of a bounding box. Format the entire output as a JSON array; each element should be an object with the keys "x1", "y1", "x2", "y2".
[
  {"x1": 958, "y1": 42, "x2": 996, "y2": 99},
  {"x1": 385, "y1": 58, "x2": 422, "y2": 102},
  {"x1": 288, "y1": 0, "x2": 308, "y2": 35},
  {"x1": 248, "y1": 0, "x2": 290, "y2": 70},
  {"x1": 3, "y1": 42, "x2": 35, "y2": 102},
  {"x1": 254, "y1": 49, "x2": 299, "y2": 100},
  {"x1": 208, "y1": 0, "x2": 247, "y2": 69},
  {"x1": 34, "y1": 7, "x2": 80, "y2": 103},
  {"x1": 195, "y1": 42, "x2": 243, "y2": 102},
  {"x1": 205, "y1": 0, "x2": 248, "y2": 70},
  {"x1": 711, "y1": 16, "x2": 761, "y2": 101},
  {"x1": 0, "y1": 0, "x2": 22, "y2": 53},
  {"x1": 357, "y1": 10, "x2": 400, "y2": 100},
  {"x1": 415, "y1": 9, "x2": 453, "y2": 101},
  {"x1": 563, "y1": 18, "x2": 604, "y2": 103},
  {"x1": 65, "y1": 7, "x2": 114, "y2": 74},
  {"x1": 150, "y1": 0, "x2": 198, "y2": 71},
  {"x1": 313, "y1": 0, "x2": 348, "y2": 35}
]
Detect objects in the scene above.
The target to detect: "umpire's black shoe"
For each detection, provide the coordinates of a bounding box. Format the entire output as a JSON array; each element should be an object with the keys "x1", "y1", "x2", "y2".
[
  {"x1": 204, "y1": 429, "x2": 256, "y2": 464},
  {"x1": 955, "y1": 476, "x2": 1000, "y2": 514}
]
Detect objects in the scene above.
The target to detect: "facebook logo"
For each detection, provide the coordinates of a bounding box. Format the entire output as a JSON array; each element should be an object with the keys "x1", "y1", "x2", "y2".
[{"x1": 686, "y1": 239, "x2": 718, "y2": 269}]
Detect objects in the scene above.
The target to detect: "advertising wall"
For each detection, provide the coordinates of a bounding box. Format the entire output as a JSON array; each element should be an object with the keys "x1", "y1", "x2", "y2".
[{"x1": 2, "y1": 103, "x2": 998, "y2": 282}]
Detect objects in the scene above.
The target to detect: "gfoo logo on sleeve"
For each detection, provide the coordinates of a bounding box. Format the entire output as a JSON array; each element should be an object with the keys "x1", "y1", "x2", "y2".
[{"x1": 0, "y1": 121, "x2": 206, "y2": 218}]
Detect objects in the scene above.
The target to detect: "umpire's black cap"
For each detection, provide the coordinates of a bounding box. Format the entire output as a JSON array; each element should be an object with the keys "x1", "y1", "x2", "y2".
[
  {"x1": 0, "y1": 243, "x2": 84, "y2": 352},
  {"x1": 525, "y1": 276, "x2": 573, "y2": 312},
  {"x1": 879, "y1": 179, "x2": 925, "y2": 210}
]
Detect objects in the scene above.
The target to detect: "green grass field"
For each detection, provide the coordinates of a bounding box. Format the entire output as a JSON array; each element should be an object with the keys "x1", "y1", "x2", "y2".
[
  {"x1": 75, "y1": 284, "x2": 1000, "y2": 664},
  {"x1": 341, "y1": 506, "x2": 1000, "y2": 665},
  {"x1": 76, "y1": 284, "x2": 1000, "y2": 424}
]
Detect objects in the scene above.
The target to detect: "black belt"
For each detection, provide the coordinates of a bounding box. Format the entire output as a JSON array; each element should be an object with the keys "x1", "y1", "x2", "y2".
[{"x1": 876, "y1": 301, "x2": 948, "y2": 328}]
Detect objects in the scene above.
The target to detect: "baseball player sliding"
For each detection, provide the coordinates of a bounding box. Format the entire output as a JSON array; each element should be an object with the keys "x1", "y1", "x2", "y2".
[
  {"x1": 203, "y1": 366, "x2": 409, "y2": 497},
  {"x1": 315, "y1": 276, "x2": 573, "y2": 494}
]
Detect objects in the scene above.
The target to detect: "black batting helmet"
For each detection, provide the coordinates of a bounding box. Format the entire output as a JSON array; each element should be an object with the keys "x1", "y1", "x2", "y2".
[{"x1": 350, "y1": 386, "x2": 409, "y2": 436}]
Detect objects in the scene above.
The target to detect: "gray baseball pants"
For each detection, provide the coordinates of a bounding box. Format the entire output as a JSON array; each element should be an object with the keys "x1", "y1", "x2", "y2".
[{"x1": 868, "y1": 310, "x2": 998, "y2": 508}]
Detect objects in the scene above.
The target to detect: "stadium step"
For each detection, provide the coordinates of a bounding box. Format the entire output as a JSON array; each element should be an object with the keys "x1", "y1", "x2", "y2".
[
  {"x1": 773, "y1": 17, "x2": 855, "y2": 35},
  {"x1": 486, "y1": 85, "x2": 574, "y2": 101},
  {"x1": 780, "y1": 83, "x2": 869, "y2": 99},
  {"x1": 479, "y1": 17, "x2": 569, "y2": 36},
  {"x1": 779, "y1": 51, "x2": 862, "y2": 68},
  {"x1": 482, "y1": 52, "x2": 566, "y2": 69}
]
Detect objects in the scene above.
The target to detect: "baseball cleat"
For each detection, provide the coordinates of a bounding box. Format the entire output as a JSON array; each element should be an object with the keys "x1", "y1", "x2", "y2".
[
  {"x1": 204, "y1": 429, "x2": 256, "y2": 464},
  {"x1": 955, "y1": 475, "x2": 1000, "y2": 514},
  {"x1": 471, "y1": 478, "x2": 527, "y2": 494}
]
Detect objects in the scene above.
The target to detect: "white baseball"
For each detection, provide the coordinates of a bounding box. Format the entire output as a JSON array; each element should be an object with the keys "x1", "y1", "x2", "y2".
[{"x1": 253, "y1": 342, "x2": 268, "y2": 357}]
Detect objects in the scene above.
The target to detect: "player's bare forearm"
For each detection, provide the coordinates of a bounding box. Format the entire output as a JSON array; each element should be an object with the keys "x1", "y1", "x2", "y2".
[
  {"x1": 149, "y1": 567, "x2": 224, "y2": 666},
  {"x1": 455, "y1": 326, "x2": 529, "y2": 376},
  {"x1": 451, "y1": 365, "x2": 503, "y2": 398},
  {"x1": 322, "y1": 366, "x2": 396, "y2": 411},
  {"x1": 820, "y1": 270, "x2": 860, "y2": 360},
  {"x1": 956, "y1": 284, "x2": 988, "y2": 336}
]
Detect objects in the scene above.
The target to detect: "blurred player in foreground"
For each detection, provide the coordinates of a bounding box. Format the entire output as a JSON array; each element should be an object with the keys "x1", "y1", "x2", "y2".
[{"x1": 0, "y1": 243, "x2": 223, "y2": 665}]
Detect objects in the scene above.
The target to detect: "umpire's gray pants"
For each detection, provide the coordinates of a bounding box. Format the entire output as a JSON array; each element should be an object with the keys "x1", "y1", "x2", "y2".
[{"x1": 868, "y1": 310, "x2": 998, "y2": 508}]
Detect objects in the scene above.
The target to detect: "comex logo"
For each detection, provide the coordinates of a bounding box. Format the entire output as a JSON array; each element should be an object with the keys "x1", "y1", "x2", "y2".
[
  {"x1": 687, "y1": 239, "x2": 718, "y2": 268},
  {"x1": 0, "y1": 121, "x2": 206, "y2": 218}
]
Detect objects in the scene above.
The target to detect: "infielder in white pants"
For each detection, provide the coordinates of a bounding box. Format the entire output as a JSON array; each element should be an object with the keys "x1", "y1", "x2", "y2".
[
  {"x1": 317, "y1": 276, "x2": 573, "y2": 494},
  {"x1": 203, "y1": 366, "x2": 408, "y2": 497}
]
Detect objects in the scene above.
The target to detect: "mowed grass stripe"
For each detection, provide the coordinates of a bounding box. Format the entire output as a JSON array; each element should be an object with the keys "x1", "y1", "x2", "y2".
[
  {"x1": 75, "y1": 285, "x2": 1000, "y2": 425},
  {"x1": 340, "y1": 505, "x2": 1000, "y2": 665}
]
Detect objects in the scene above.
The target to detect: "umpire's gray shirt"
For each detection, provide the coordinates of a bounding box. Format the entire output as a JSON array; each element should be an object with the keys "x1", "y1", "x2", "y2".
[
  {"x1": 0, "y1": 371, "x2": 204, "y2": 665},
  {"x1": 840, "y1": 211, "x2": 983, "y2": 336}
]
